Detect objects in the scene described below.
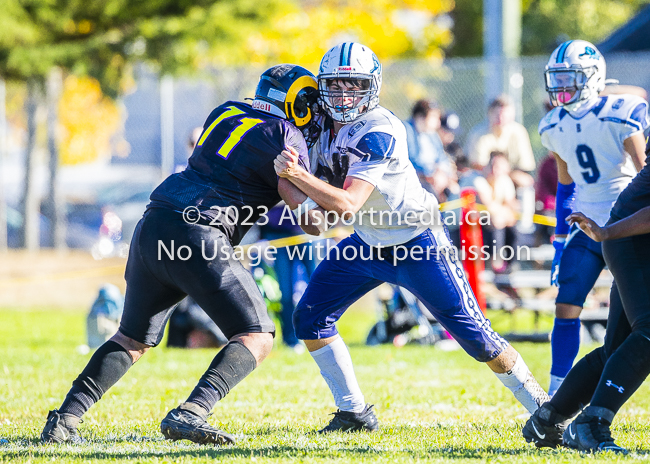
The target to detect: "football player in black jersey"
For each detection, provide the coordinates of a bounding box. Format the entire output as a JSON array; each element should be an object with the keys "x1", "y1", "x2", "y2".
[
  {"x1": 523, "y1": 140, "x2": 650, "y2": 453},
  {"x1": 41, "y1": 64, "x2": 326, "y2": 446}
]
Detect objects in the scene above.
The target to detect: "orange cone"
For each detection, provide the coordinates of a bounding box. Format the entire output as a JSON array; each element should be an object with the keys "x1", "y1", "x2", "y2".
[{"x1": 459, "y1": 190, "x2": 486, "y2": 314}]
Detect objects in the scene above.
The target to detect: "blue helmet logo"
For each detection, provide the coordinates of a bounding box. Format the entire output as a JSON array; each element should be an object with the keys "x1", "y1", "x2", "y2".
[
  {"x1": 371, "y1": 55, "x2": 380, "y2": 74},
  {"x1": 579, "y1": 47, "x2": 598, "y2": 59}
]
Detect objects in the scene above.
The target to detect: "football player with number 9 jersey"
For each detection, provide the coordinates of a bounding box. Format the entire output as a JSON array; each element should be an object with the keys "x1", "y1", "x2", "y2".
[{"x1": 538, "y1": 40, "x2": 648, "y2": 397}]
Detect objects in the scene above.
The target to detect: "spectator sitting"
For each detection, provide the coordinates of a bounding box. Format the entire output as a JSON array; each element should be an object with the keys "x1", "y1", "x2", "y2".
[
  {"x1": 444, "y1": 153, "x2": 492, "y2": 248},
  {"x1": 404, "y1": 99, "x2": 453, "y2": 200},
  {"x1": 465, "y1": 95, "x2": 536, "y2": 188},
  {"x1": 535, "y1": 151, "x2": 558, "y2": 246},
  {"x1": 484, "y1": 151, "x2": 520, "y2": 271},
  {"x1": 439, "y1": 111, "x2": 461, "y2": 150},
  {"x1": 167, "y1": 297, "x2": 228, "y2": 348},
  {"x1": 485, "y1": 151, "x2": 520, "y2": 230}
]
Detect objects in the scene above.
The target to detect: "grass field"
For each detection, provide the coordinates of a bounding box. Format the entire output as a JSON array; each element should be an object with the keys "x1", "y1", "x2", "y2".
[{"x1": 1, "y1": 306, "x2": 649, "y2": 463}]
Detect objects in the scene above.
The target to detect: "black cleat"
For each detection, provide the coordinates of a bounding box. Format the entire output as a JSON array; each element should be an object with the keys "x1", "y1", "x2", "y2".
[
  {"x1": 318, "y1": 404, "x2": 378, "y2": 433},
  {"x1": 522, "y1": 402, "x2": 571, "y2": 448},
  {"x1": 40, "y1": 410, "x2": 84, "y2": 444},
  {"x1": 161, "y1": 403, "x2": 235, "y2": 446},
  {"x1": 562, "y1": 407, "x2": 627, "y2": 454}
]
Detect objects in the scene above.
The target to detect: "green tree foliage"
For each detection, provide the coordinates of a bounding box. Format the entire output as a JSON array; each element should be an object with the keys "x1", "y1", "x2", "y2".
[
  {"x1": 449, "y1": 0, "x2": 650, "y2": 57},
  {"x1": 1, "y1": 0, "x2": 457, "y2": 92},
  {"x1": 0, "y1": 0, "x2": 288, "y2": 96}
]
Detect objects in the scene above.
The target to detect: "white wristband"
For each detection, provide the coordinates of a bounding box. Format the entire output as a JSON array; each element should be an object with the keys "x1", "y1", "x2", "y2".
[{"x1": 292, "y1": 197, "x2": 319, "y2": 216}]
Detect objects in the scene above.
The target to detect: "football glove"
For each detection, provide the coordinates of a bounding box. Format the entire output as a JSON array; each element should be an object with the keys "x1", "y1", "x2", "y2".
[{"x1": 550, "y1": 238, "x2": 566, "y2": 287}]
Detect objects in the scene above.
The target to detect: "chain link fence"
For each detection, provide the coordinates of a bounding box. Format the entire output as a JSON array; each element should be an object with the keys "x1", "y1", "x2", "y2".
[
  {"x1": 121, "y1": 51, "x2": 650, "y2": 170},
  {"x1": 2, "y1": 52, "x2": 650, "y2": 249}
]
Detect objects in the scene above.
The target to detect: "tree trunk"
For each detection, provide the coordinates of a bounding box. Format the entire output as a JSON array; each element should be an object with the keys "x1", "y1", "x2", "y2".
[
  {"x1": 44, "y1": 68, "x2": 66, "y2": 250},
  {"x1": 19, "y1": 79, "x2": 40, "y2": 251}
]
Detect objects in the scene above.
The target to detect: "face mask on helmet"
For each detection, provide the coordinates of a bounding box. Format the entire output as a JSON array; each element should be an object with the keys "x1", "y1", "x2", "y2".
[
  {"x1": 544, "y1": 40, "x2": 606, "y2": 110},
  {"x1": 319, "y1": 78, "x2": 373, "y2": 124},
  {"x1": 317, "y1": 42, "x2": 382, "y2": 124},
  {"x1": 545, "y1": 68, "x2": 595, "y2": 106}
]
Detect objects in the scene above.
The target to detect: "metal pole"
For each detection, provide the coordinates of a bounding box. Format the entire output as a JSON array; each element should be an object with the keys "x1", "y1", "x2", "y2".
[
  {"x1": 22, "y1": 80, "x2": 39, "y2": 251},
  {"x1": 483, "y1": 0, "x2": 522, "y2": 121},
  {"x1": 0, "y1": 79, "x2": 7, "y2": 251},
  {"x1": 484, "y1": 0, "x2": 504, "y2": 106},
  {"x1": 46, "y1": 68, "x2": 66, "y2": 250},
  {"x1": 160, "y1": 75, "x2": 174, "y2": 179}
]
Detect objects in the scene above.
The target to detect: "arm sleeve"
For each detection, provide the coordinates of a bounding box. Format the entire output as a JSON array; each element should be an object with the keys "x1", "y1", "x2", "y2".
[
  {"x1": 284, "y1": 124, "x2": 310, "y2": 172},
  {"x1": 555, "y1": 181, "x2": 576, "y2": 235}
]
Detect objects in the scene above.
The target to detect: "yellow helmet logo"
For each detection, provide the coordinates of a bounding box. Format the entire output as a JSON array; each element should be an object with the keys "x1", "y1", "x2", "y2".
[{"x1": 285, "y1": 75, "x2": 317, "y2": 127}]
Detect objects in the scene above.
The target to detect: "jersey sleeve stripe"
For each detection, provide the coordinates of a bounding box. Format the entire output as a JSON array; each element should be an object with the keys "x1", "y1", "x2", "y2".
[
  {"x1": 539, "y1": 123, "x2": 558, "y2": 135},
  {"x1": 599, "y1": 117, "x2": 641, "y2": 131}
]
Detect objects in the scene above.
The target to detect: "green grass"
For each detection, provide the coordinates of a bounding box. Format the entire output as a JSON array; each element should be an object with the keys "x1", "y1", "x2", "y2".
[{"x1": 1, "y1": 307, "x2": 649, "y2": 463}]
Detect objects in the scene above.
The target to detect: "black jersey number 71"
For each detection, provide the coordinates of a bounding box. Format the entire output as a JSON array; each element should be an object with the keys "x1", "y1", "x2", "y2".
[{"x1": 196, "y1": 106, "x2": 263, "y2": 160}]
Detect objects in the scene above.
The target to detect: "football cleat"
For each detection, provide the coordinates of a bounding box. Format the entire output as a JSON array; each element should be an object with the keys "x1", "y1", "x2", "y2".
[
  {"x1": 522, "y1": 402, "x2": 571, "y2": 448},
  {"x1": 161, "y1": 403, "x2": 235, "y2": 446},
  {"x1": 562, "y1": 407, "x2": 627, "y2": 454},
  {"x1": 40, "y1": 410, "x2": 84, "y2": 444},
  {"x1": 318, "y1": 404, "x2": 378, "y2": 433}
]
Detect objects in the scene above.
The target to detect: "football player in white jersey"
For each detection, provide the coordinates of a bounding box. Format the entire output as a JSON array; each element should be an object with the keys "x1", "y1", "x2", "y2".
[
  {"x1": 275, "y1": 42, "x2": 550, "y2": 432},
  {"x1": 538, "y1": 40, "x2": 648, "y2": 397}
]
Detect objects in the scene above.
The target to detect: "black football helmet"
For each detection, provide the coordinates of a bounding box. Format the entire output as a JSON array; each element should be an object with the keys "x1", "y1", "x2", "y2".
[{"x1": 253, "y1": 64, "x2": 321, "y2": 147}]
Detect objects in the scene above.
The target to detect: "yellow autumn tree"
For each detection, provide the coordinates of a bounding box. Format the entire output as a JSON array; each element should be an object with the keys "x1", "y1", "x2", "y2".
[
  {"x1": 57, "y1": 75, "x2": 122, "y2": 165},
  {"x1": 203, "y1": 0, "x2": 455, "y2": 68}
]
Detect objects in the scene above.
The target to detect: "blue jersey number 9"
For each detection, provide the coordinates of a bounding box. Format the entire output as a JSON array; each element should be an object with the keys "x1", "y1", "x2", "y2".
[{"x1": 576, "y1": 144, "x2": 600, "y2": 184}]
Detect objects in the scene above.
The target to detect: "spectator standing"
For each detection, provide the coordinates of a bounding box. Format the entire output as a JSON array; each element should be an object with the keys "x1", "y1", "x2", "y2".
[{"x1": 465, "y1": 95, "x2": 536, "y2": 188}]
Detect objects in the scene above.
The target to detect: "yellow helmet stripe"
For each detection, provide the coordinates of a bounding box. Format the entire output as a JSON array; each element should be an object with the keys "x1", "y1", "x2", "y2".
[{"x1": 285, "y1": 75, "x2": 317, "y2": 127}]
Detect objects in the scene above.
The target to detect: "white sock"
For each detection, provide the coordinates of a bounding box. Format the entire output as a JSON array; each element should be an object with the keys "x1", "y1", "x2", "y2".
[
  {"x1": 310, "y1": 337, "x2": 365, "y2": 413},
  {"x1": 494, "y1": 354, "x2": 550, "y2": 414},
  {"x1": 548, "y1": 374, "x2": 564, "y2": 397}
]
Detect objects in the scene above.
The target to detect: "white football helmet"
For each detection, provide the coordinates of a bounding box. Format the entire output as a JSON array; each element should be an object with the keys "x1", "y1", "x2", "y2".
[
  {"x1": 317, "y1": 42, "x2": 382, "y2": 123},
  {"x1": 545, "y1": 40, "x2": 606, "y2": 110}
]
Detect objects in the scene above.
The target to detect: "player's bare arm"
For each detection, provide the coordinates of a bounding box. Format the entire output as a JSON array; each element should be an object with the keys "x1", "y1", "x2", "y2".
[
  {"x1": 275, "y1": 146, "x2": 374, "y2": 219},
  {"x1": 277, "y1": 178, "x2": 328, "y2": 235},
  {"x1": 623, "y1": 132, "x2": 647, "y2": 172},
  {"x1": 569, "y1": 206, "x2": 650, "y2": 241}
]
